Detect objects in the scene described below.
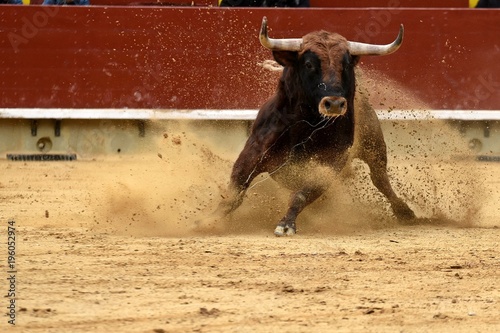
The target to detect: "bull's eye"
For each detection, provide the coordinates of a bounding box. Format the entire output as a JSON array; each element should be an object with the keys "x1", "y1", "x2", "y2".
[{"x1": 305, "y1": 60, "x2": 314, "y2": 71}]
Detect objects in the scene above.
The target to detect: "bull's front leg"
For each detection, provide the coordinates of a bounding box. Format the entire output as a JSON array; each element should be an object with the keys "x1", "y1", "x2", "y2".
[
  {"x1": 193, "y1": 157, "x2": 261, "y2": 232},
  {"x1": 206, "y1": 156, "x2": 262, "y2": 220},
  {"x1": 195, "y1": 131, "x2": 282, "y2": 231},
  {"x1": 274, "y1": 185, "x2": 327, "y2": 237}
]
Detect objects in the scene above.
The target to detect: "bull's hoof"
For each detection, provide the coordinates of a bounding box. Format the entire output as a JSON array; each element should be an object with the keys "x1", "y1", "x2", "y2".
[
  {"x1": 274, "y1": 225, "x2": 286, "y2": 237},
  {"x1": 274, "y1": 225, "x2": 296, "y2": 237},
  {"x1": 392, "y1": 201, "x2": 416, "y2": 222}
]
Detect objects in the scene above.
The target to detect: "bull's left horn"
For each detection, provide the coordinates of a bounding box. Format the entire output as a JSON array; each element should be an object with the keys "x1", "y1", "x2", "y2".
[
  {"x1": 259, "y1": 16, "x2": 303, "y2": 51},
  {"x1": 348, "y1": 24, "x2": 404, "y2": 56}
]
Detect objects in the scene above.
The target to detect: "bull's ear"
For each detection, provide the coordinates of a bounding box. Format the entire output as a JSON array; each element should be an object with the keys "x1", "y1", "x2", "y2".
[
  {"x1": 272, "y1": 51, "x2": 298, "y2": 67},
  {"x1": 351, "y1": 55, "x2": 360, "y2": 67}
]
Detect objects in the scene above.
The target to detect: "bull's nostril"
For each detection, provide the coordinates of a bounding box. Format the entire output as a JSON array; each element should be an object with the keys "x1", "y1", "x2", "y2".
[{"x1": 320, "y1": 97, "x2": 347, "y2": 115}]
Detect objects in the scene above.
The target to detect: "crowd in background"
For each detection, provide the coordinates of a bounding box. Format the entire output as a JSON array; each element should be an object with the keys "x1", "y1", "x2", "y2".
[
  {"x1": 0, "y1": 0, "x2": 499, "y2": 7},
  {"x1": 475, "y1": 0, "x2": 500, "y2": 7},
  {"x1": 220, "y1": 0, "x2": 308, "y2": 6}
]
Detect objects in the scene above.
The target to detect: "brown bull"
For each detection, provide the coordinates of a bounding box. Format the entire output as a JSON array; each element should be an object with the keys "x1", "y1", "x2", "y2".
[{"x1": 199, "y1": 17, "x2": 415, "y2": 236}]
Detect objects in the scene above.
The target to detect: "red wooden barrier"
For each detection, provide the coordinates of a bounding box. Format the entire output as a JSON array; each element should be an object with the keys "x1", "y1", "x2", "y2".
[{"x1": 0, "y1": 7, "x2": 498, "y2": 110}]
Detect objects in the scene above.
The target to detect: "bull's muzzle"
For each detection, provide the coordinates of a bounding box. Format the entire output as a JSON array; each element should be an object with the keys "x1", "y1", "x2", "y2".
[{"x1": 319, "y1": 96, "x2": 347, "y2": 117}]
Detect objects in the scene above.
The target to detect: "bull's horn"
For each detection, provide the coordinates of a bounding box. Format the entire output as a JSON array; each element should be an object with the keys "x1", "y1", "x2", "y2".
[
  {"x1": 259, "y1": 16, "x2": 302, "y2": 51},
  {"x1": 348, "y1": 24, "x2": 404, "y2": 56}
]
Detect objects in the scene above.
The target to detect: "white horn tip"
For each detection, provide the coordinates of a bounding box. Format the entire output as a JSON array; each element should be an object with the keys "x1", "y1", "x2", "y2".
[{"x1": 398, "y1": 24, "x2": 404, "y2": 43}]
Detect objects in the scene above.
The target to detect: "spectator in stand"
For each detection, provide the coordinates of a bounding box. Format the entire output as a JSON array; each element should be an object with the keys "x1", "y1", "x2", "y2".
[
  {"x1": 0, "y1": 0, "x2": 23, "y2": 4},
  {"x1": 43, "y1": 0, "x2": 90, "y2": 4},
  {"x1": 263, "y1": 0, "x2": 309, "y2": 6},
  {"x1": 476, "y1": 0, "x2": 500, "y2": 7},
  {"x1": 220, "y1": 0, "x2": 309, "y2": 7},
  {"x1": 220, "y1": 0, "x2": 261, "y2": 5}
]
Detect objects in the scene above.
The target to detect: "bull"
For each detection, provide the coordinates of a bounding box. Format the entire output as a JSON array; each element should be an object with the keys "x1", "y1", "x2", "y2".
[{"x1": 198, "y1": 17, "x2": 416, "y2": 236}]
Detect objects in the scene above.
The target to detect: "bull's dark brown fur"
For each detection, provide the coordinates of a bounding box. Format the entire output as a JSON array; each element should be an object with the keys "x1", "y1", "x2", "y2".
[{"x1": 199, "y1": 29, "x2": 415, "y2": 236}]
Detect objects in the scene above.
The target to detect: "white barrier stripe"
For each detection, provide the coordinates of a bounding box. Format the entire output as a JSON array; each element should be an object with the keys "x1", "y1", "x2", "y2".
[
  {"x1": 380, "y1": 110, "x2": 500, "y2": 121},
  {"x1": 0, "y1": 108, "x2": 499, "y2": 121},
  {"x1": 0, "y1": 109, "x2": 257, "y2": 120}
]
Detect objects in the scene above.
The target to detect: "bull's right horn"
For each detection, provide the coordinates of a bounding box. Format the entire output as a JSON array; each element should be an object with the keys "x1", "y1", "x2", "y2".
[
  {"x1": 348, "y1": 24, "x2": 404, "y2": 56},
  {"x1": 259, "y1": 16, "x2": 303, "y2": 51}
]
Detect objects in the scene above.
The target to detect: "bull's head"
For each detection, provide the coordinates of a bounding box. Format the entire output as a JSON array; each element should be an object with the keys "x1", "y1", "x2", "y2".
[{"x1": 259, "y1": 17, "x2": 403, "y2": 117}]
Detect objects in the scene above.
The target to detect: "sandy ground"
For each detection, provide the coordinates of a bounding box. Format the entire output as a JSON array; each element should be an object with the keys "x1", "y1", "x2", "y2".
[{"x1": 1, "y1": 119, "x2": 499, "y2": 333}]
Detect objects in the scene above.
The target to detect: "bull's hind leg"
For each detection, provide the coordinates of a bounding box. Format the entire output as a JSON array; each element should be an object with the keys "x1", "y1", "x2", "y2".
[
  {"x1": 370, "y1": 161, "x2": 415, "y2": 220},
  {"x1": 274, "y1": 187, "x2": 326, "y2": 236},
  {"x1": 359, "y1": 147, "x2": 416, "y2": 221},
  {"x1": 353, "y1": 93, "x2": 415, "y2": 221}
]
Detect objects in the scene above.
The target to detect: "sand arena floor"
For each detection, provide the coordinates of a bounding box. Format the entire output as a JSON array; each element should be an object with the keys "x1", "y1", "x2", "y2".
[{"x1": 0, "y1": 119, "x2": 499, "y2": 333}]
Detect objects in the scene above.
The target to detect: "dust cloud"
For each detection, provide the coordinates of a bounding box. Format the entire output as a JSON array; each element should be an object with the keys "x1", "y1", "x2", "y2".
[
  {"x1": 94, "y1": 71, "x2": 498, "y2": 237},
  {"x1": 92, "y1": 121, "x2": 234, "y2": 237}
]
